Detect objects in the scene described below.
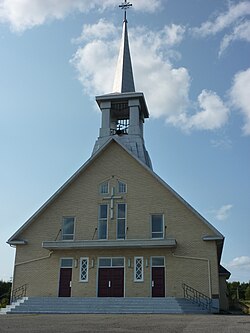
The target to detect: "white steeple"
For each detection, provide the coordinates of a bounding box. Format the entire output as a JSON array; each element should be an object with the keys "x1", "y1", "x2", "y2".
[
  {"x1": 92, "y1": 1, "x2": 152, "y2": 169},
  {"x1": 112, "y1": 10, "x2": 135, "y2": 93}
]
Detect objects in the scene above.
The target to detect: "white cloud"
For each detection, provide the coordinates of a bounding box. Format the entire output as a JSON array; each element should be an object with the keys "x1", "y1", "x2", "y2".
[
  {"x1": 185, "y1": 90, "x2": 230, "y2": 131},
  {"x1": 0, "y1": 0, "x2": 162, "y2": 32},
  {"x1": 71, "y1": 20, "x2": 230, "y2": 133},
  {"x1": 226, "y1": 256, "x2": 250, "y2": 269},
  {"x1": 192, "y1": 1, "x2": 250, "y2": 56},
  {"x1": 230, "y1": 68, "x2": 250, "y2": 135},
  {"x1": 224, "y1": 256, "x2": 250, "y2": 282},
  {"x1": 192, "y1": 1, "x2": 250, "y2": 37},
  {"x1": 219, "y1": 20, "x2": 250, "y2": 56},
  {"x1": 214, "y1": 204, "x2": 233, "y2": 221}
]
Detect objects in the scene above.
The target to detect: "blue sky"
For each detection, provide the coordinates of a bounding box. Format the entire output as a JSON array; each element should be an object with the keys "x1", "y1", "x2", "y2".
[{"x1": 0, "y1": 0, "x2": 250, "y2": 282}]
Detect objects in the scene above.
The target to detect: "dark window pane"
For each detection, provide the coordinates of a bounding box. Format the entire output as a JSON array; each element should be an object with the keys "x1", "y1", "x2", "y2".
[
  {"x1": 99, "y1": 204, "x2": 108, "y2": 219},
  {"x1": 117, "y1": 204, "x2": 126, "y2": 218},
  {"x1": 152, "y1": 257, "x2": 165, "y2": 266},
  {"x1": 98, "y1": 220, "x2": 107, "y2": 239},
  {"x1": 99, "y1": 258, "x2": 111, "y2": 267},
  {"x1": 61, "y1": 258, "x2": 73, "y2": 268},
  {"x1": 117, "y1": 219, "x2": 125, "y2": 239},
  {"x1": 112, "y1": 258, "x2": 124, "y2": 267}
]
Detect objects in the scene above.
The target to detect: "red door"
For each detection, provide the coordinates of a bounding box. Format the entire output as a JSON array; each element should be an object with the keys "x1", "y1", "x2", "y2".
[
  {"x1": 152, "y1": 267, "x2": 165, "y2": 297},
  {"x1": 98, "y1": 268, "x2": 124, "y2": 297},
  {"x1": 58, "y1": 268, "x2": 72, "y2": 297}
]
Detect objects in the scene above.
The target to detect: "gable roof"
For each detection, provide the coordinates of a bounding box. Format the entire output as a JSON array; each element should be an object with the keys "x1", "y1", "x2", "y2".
[{"x1": 8, "y1": 137, "x2": 224, "y2": 245}]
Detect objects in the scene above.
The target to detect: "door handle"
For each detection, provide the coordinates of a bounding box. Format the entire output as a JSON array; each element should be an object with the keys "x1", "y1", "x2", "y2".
[
  {"x1": 108, "y1": 280, "x2": 111, "y2": 288},
  {"x1": 152, "y1": 281, "x2": 154, "y2": 288},
  {"x1": 70, "y1": 281, "x2": 72, "y2": 288}
]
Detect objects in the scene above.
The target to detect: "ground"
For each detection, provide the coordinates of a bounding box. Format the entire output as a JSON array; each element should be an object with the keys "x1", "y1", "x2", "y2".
[{"x1": 0, "y1": 314, "x2": 250, "y2": 333}]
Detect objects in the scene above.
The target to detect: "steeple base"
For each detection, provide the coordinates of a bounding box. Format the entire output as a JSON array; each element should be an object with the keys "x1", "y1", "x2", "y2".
[{"x1": 92, "y1": 134, "x2": 152, "y2": 169}]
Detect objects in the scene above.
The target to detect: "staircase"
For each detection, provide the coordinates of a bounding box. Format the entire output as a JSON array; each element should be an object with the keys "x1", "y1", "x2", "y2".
[{"x1": 2, "y1": 297, "x2": 210, "y2": 314}]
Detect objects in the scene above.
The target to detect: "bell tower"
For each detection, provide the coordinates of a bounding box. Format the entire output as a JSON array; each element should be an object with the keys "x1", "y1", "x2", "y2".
[{"x1": 92, "y1": 1, "x2": 152, "y2": 169}]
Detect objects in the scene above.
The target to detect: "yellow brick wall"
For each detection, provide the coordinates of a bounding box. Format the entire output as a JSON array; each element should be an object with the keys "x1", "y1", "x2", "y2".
[{"x1": 12, "y1": 141, "x2": 220, "y2": 299}]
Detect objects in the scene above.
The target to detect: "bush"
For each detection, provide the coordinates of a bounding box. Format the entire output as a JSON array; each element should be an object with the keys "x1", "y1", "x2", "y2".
[{"x1": 0, "y1": 281, "x2": 12, "y2": 308}]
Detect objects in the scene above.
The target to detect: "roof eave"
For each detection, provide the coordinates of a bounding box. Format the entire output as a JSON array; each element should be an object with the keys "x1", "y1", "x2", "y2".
[{"x1": 95, "y1": 92, "x2": 149, "y2": 118}]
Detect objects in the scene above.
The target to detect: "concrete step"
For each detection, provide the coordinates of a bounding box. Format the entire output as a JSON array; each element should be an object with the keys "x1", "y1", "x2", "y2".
[{"x1": 5, "y1": 297, "x2": 210, "y2": 314}]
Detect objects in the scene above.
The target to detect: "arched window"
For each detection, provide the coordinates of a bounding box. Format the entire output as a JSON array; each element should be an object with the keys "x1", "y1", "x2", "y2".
[
  {"x1": 117, "y1": 180, "x2": 127, "y2": 194},
  {"x1": 99, "y1": 181, "x2": 109, "y2": 195}
]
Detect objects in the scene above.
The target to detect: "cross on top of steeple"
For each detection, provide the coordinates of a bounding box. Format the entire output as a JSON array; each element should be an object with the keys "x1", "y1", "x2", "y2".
[{"x1": 119, "y1": 0, "x2": 132, "y2": 22}]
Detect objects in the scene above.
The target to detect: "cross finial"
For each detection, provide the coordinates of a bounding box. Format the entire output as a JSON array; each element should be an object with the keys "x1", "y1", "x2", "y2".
[{"x1": 119, "y1": 0, "x2": 132, "y2": 22}]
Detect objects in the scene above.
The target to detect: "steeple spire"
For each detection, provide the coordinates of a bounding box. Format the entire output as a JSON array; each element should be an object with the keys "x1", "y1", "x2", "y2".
[
  {"x1": 112, "y1": 1, "x2": 135, "y2": 93},
  {"x1": 93, "y1": 1, "x2": 152, "y2": 169}
]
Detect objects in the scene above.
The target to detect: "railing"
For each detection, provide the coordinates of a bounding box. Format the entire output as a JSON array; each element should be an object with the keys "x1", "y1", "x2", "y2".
[
  {"x1": 182, "y1": 283, "x2": 212, "y2": 311},
  {"x1": 11, "y1": 284, "x2": 28, "y2": 303}
]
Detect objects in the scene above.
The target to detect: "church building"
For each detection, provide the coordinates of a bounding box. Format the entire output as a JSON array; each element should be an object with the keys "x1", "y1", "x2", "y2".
[{"x1": 7, "y1": 2, "x2": 230, "y2": 313}]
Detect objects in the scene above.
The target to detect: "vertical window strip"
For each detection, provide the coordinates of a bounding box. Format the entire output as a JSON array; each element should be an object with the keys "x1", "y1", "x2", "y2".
[
  {"x1": 117, "y1": 203, "x2": 126, "y2": 239},
  {"x1": 62, "y1": 217, "x2": 75, "y2": 240},
  {"x1": 98, "y1": 204, "x2": 108, "y2": 239},
  {"x1": 134, "y1": 257, "x2": 143, "y2": 282},
  {"x1": 151, "y1": 214, "x2": 164, "y2": 239},
  {"x1": 80, "y1": 257, "x2": 89, "y2": 282}
]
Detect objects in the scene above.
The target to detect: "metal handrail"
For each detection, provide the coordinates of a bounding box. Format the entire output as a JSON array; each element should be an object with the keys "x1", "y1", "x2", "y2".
[
  {"x1": 11, "y1": 284, "x2": 28, "y2": 303},
  {"x1": 182, "y1": 283, "x2": 212, "y2": 311}
]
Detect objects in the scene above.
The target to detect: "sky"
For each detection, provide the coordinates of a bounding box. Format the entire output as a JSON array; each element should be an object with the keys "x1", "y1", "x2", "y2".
[{"x1": 0, "y1": 0, "x2": 250, "y2": 283}]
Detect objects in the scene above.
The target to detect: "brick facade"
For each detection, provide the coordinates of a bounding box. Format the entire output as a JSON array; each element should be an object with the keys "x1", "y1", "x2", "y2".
[{"x1": 11, "y1": 141, "x2": 221, "y2": 304}]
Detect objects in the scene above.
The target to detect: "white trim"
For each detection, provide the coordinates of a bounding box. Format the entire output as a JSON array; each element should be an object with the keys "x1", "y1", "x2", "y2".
[
  {"x1": 43, "y1": 238, "x2": 177, "y2": 250},
  {"x1": 134, "y1": 256, "x2": 144, "y2": 282},
  {"x1": 79, "y1": 257, "x2": 89, "y2": 282}
]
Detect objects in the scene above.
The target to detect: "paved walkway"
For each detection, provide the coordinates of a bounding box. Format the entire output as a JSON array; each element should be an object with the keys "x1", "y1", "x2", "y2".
[{"x1": 0, "y1": 314, "x2": 250, "y2": 333}]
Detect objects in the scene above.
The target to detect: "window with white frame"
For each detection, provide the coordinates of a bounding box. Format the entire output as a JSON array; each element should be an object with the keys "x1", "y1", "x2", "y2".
[
  {"x1": 60, "y1": 258, "x2": 73, "y2": 268},
  {"x1": 151, "y1": 214, "x2": 164, "y2": 239},
  {"x1": 99, "y1": 257, "x2": 124, "y2": 267},
  {"x1": 117, "y1": 203, "x2": 126, "y2": 239},
  {"x1": 80, "y1": 257, "x2": 89, "y2": 282},
  {"x1": 98, "y1": 204, "x2": 108, "y2": 239},
  {"x1": 134, "y1": 257, "x2": 143, "y2": 282},
  {"x1": 117, "y1": 180, "x2": 127, "y2": 193},
  {"x1": 62, "y1": 217, "x2": 75, "y2": 240},
  {"x1": 99, "y1": 181, "x2": 109, "y2": 195}
]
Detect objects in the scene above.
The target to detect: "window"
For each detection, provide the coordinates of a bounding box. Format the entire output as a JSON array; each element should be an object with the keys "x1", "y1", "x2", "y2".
[
  {"x1": 134, "y1": 257, "x2": 143, "y2": 282},
  {"x1": 61, "y1": 258, "x2": 73, "y2": 268},
  {"x1": 98, "y1": 204, "x2": 108, "y2": 239},
  {"x1": 151, "y1": 257, "x2": 165, "y2": 267},
  {"x1": 118, "y1": 180, "x2": 127, "y2": 193},
  {"x1": 99, "y1": 257, "x2": 124, "y2": 268},
  {"x1": 117, "y1": 203, "x2": 126, "y2": 239},
  {"x1": 100, "y1": 181, "x2": 109, "y2": 195},
  {"x1": 80, "y1": 257, "x2": 89, "y2": 282},
  {"x1": 151, "y1": 214, "x2": 164, "y2": 239},
  {"x1": 62, "y1": 217, "x2": 75, "y2": 240}
]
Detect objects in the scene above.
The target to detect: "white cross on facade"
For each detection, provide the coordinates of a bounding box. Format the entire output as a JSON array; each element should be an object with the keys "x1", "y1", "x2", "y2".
[{"x1": 103, "y1": 187, "x2": 122, "y2": 219}]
